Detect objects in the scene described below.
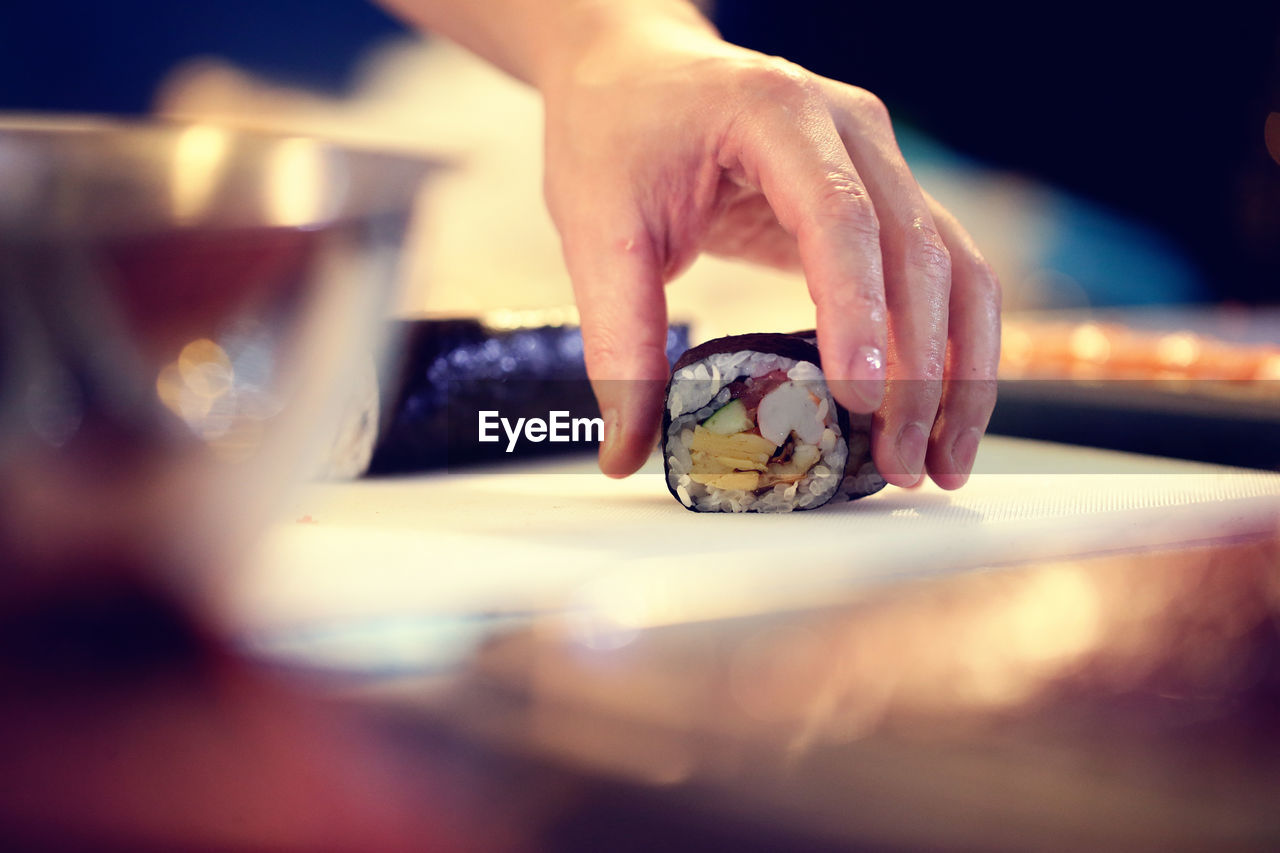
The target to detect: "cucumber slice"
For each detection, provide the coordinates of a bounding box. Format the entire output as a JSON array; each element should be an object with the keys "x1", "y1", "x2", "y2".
[{"x1": 701, "y1": 399, "x2": 754, "y2": 435}]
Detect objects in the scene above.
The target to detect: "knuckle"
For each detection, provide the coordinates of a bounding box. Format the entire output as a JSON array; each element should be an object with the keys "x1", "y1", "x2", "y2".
[
  {"x1": 920, "y1": 356, "x2": 947, "y2": 385},
  {"x1": 893, "y1": 377, "x2": 944, "y2": 418},
  {"x1": 820, "y1": 282, "x2": 886, "y2": 327},
  {"x1": 850, "y1": 87, "x2": 892, "y2": 126},
  {"x1": 904, "y1": 338, "x2": 948, "y2": 385},
  {"x1": 582, "y1": 328, "x2": 629, "y2": 374},
  {"x1": 813, "y1": 172, "x2": 880, "y2": 240},
  {"x1": 954, "y1": 374, "x2": 998, "y2": 410},
  {"x1": 904, "y1": 224, "x2": 951, "y2": 281},
  {"x1": 973, "y1": 378, "x2": 999, "y2": 413},
  {"x1": 583, "y1": 321, "x2": 669, "y2": 378},
  {"x1": 957, "y1": 252, "x2": 1004, "y2": 318},
  {"x1": 742, "y1": 57, "x2": 820, "y2": 107},
  {"x1": 848, "y1": 288, "x2": 888, "y2": 324}
]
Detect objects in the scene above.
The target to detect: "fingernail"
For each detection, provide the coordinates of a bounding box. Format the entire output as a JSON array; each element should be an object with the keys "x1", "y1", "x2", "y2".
[
  {"x1": 848, "y1": 345, "x2": 885, "y2": 411},
  {"x1": 896, "y1": 421, "x2": 928, "y2": 481},
  {"x1": 950, "y1": 427, "x2": 982, "y2": 476}
]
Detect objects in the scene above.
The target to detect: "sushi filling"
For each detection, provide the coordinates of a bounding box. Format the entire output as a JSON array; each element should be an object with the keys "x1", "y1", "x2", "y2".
[{"x1": 666, "y1": 353, "x2": 848, "y2": 512}]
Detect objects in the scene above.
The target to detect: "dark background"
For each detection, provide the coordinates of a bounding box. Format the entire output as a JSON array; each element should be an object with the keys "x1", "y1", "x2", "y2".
[
  {"x1": 716, "y1": 2, "x2": 1280, "y2": 307},
  {"x1": 0, "y1": 1, "x2": 405, "y2": 112},
  {"x1": 2, "y1": 1, "x2": 1277, "y2": 304}
]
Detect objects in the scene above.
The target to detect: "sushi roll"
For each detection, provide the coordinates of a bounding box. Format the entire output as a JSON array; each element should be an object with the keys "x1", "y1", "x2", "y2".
[{"x1": 662, "y1": 332, "x2": 885, "y2": 513}]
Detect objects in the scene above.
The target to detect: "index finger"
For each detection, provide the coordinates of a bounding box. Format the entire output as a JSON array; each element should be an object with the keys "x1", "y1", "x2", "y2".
[{"x1": 555, "y1": 188, "x2": 672, "y2": 478}]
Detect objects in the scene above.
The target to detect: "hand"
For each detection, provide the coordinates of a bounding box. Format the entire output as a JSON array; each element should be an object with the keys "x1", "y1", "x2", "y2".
[{"x1": 540, "y1": 13, "x2": 1000, "y2": 489}]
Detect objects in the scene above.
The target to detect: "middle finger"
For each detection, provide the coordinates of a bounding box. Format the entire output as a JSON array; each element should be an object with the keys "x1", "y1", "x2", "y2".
[{"x1": 824, "y1": 82, "x2": 950, "y2": 487}]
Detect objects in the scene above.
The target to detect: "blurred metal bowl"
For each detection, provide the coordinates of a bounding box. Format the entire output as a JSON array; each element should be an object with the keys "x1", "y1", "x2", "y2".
[
  {"x1": 0, "y1": 115, "x2": 438, "y2": 601},
  {"x1": 0, "y1": 114, "x2": 430, "y2": 236}
]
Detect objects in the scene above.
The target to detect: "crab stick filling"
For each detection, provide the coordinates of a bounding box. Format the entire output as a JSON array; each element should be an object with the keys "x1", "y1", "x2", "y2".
[{"x1": 687, "y1": 372, "x2": 829, "y2": 492}]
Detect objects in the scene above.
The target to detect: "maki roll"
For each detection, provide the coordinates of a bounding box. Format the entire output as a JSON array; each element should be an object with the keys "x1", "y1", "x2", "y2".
[{"x1": 662, "y1": 332, "x2": 885, "y2": 513}]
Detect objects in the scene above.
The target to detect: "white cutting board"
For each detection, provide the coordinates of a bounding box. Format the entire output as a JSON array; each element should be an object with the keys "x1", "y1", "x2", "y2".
[{"x1": 222, "y1": 437, "x2": 1280, "y2": 672}]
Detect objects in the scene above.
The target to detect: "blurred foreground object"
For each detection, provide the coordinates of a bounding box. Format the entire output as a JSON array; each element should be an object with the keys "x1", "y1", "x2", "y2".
[
  {"x1": 0, "y1": 115, "x2": 453, "y2": 848},
  {"x1": 0, "y1": 114, "x2": 435, "y2": 599},
  {"x1": 370, "y1": 534, "x2": 1280, "y2": 851},
  {"x1": 0, "y1": 580, "x2": 485, "y2": 851}
]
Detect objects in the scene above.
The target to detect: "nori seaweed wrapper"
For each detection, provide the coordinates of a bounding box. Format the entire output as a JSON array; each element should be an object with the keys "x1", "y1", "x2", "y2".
[{"x1": 661, "y1": 331, "x2": 884, "y2": 512}]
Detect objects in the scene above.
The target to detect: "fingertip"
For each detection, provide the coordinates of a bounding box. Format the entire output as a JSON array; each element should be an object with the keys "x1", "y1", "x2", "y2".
[
  {"x1": 591, "y1": 353, "x2": 668, "y2": 479},
  {"x1": 880, "y1": 469, "x2": 925, "y2": 490},
  {"x1": 928, "y1": 470, "x2": 970, "y2": 491},
  {"x1": 597, "y1": 408, "x2": 626, "y2": 477},
  {"x1": 598, "y1": 428, "x2": 656, "y2": 478},
  {"x1": 597, "y1": 401, "x2": 662, "y2": 478},
  {"x1": 599, "y1": 453, "x2": 643, "y2": 479},
  {"x1": 871, "y1": 419, "x2": 929, "y2": 489},
  {"x1": 926, "y1": 426, "x2": 982, "y2": 491}
]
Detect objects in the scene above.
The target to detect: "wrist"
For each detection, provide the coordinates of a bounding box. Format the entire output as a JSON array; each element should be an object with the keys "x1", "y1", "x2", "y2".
[{"x1": 532, "y1": 0, "x2": 721, "y2": 96}]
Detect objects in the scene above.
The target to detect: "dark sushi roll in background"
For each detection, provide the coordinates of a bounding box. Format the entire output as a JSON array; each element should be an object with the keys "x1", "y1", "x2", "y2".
[{"x1": 662, "y1": 333, "x2": 885, "y2": 513}]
